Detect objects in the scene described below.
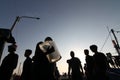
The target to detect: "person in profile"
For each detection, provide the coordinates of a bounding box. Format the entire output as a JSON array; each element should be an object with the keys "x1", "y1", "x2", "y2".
[
  {"x1": 67, "y1": 51, "x2": 83, "y2": 80},
  {"x1": 19, "y1": 49, "x2": 32, "y2": 80},
  {"x1": 32, "y1": 40, "x2": 55, "y2": 80},
  {"x1": 89, "y1": 44, "x2": 109, "y2": 80},
  {"x1": 84, "y1": 49, "x2": 94, "y2": 80},
  {"x1": 0, "y1": 44, "x2": 18, "y2": 80}
]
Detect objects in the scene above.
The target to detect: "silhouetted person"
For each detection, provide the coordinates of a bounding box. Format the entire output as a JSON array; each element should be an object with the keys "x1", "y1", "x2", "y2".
[
  {"x1": 106, "y1": 53, "x2": 116, "y2": 68},
  {"x1": 67, "y1": 51, "x2": 83, "y2": 80},
  {"x1": 32, "y1": 41, "x2": 50, "y2": 80},
  {"x1": 44, "y1": 36, "x2": 57, "y2": 80},
  {"x1": 0, "y1": 44, "x2": 18, "y2": 80},
  {"x1": 89, "y1": 44, "x2": 109, "y2": 80},
  {"x1": 84, "y1": 49, "x2": 94, "y2": 80},
  {"x1": 32, "y1": 40, "x2": 55, "y2": 80},
  {"x1": 20, "y1": 49, "x2": 32, "y2": 80}
]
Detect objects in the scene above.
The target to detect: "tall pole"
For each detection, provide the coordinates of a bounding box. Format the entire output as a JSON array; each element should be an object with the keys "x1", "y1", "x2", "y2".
[
  {"x1": 10, "y1": 16, "x2": 20, "y2": 32},
  {"x1": 10, "y1": 16, "x2": 40, "y2": 32},
  {"x1": 111, "y1": 29, "x2": 120, "y2": 56},
  {"x1": 0, "y1": 16, "x2": 40, "y2": 62}
]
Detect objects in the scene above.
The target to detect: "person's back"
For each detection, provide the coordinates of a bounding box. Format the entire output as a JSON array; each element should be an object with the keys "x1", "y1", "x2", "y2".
[
  {"x1": 0, "y1": 44, "x2": 18, "y2": 80},
  {"x1": 90, "y1": 44, "x2": 109, "y2": 80},
  {"x1": 93, "y1": 52, "x2": 108, "y2": 71}
]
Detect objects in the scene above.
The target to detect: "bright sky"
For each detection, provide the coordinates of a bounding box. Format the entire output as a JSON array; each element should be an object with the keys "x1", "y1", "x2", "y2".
[{"x1": 0, "y1": 0, "x2": 120, "y2": 75}]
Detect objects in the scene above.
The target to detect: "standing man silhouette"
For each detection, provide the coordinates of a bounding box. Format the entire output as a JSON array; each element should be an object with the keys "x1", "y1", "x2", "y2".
[
  {"x1": 67, "y1": 51, "x2": 83, "y2": 80},
  {"x1": 0, "y1": 44, "x2": 18, "y2": 80},
  {"x1": 20, "y1": 49, "x2": 32, "y2": 80},
  {"x1": 89, "y1": 44, "x2": 109, "y2": 80},
  {"x1": 84, "y1": 49, "x2": 94, "y2": 80}
]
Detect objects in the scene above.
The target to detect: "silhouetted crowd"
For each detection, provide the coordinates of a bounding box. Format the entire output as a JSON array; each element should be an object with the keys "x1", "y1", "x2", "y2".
[
  {"x1": 0, "y1": 35, "x2": 120, "y2": 80},
  {"x1": 67, "y1": 44, "x2": 111, "y2": 80},
  {"x1": 0, "y1": 36, "x2": 61, "y2": 80}
]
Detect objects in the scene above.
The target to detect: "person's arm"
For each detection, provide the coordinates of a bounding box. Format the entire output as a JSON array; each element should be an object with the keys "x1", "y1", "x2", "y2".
[
  {"x1": 67, "y1": 60, "x2": 71, "y2": 79},
  {"x1": 68, "y1": 64, "x2": 71, "y2": 79},
  {"x1": 79, "y1": 60, "x2": 84, "y2": 74},
  {"x1": 80, "y1": 63, "x2": 84, "y2": 74}
]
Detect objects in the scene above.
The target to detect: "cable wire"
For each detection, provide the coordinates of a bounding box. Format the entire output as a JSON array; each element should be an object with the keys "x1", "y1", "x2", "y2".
[{"x1": 100, "y1": 26, "x2": 113, "y2": 51}]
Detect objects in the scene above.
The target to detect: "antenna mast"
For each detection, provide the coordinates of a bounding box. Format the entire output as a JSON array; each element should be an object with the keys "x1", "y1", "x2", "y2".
[{"x1": 111, "y1": 29, "x2": 120, "y2": 56}]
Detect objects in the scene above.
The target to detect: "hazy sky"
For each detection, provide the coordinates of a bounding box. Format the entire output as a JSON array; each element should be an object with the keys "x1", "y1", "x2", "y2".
[{"x1": 0, "y1": 0, "x2": 120, "y2": 75}]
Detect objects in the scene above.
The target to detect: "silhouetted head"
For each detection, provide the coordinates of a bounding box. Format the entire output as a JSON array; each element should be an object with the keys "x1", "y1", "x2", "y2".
[
  {"x1": 24, "y1": 49, "x2": 32, "y2": 57},
  {"x1": 70, "y1": 51, "x2": 75, "y2": 58},
  {"x1": 35, "y1": 41, "x2": 44, "y2": 53},
  {"x1": 37, "y1": 41, "x2": 43, "y2": 46},
  {"x1": 44, "y1": 36, "x2": 53, "y2": 41},
  {"x1": 106, "y1": 53, "x2": 112, "y2": 57},
  {"x1": 8, "y1": 44, "x2": 17, "y2": 52},
  {"x1": 84, "y1": 49, "x2": 89, "y2": 55},
  {"x1": 90, "y1": 44, "x2": 98, "y2": 53}
]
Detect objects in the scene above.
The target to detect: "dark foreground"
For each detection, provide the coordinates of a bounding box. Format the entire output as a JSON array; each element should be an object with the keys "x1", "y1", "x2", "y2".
[
  {"x1": 11, "y1": 68, "x2": 120, "y2": 80},
  {"x1": 60, "y1": 68, "x2": 120, "y2": 80},
  {"x1": 108, "y1": 68, "x2": 120, "y2": 80}
]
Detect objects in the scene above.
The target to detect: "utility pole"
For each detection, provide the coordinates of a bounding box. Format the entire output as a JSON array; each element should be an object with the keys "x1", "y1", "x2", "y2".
[
  {"x1": 0, "y1": 16, "x2": 40, "y2": 62},
  {"x1": 10, "y1": 16, "x2": 40, "y2": 32},
  {"x1": 111, "y1": 29, "x2": 120, "y2": 56}
]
